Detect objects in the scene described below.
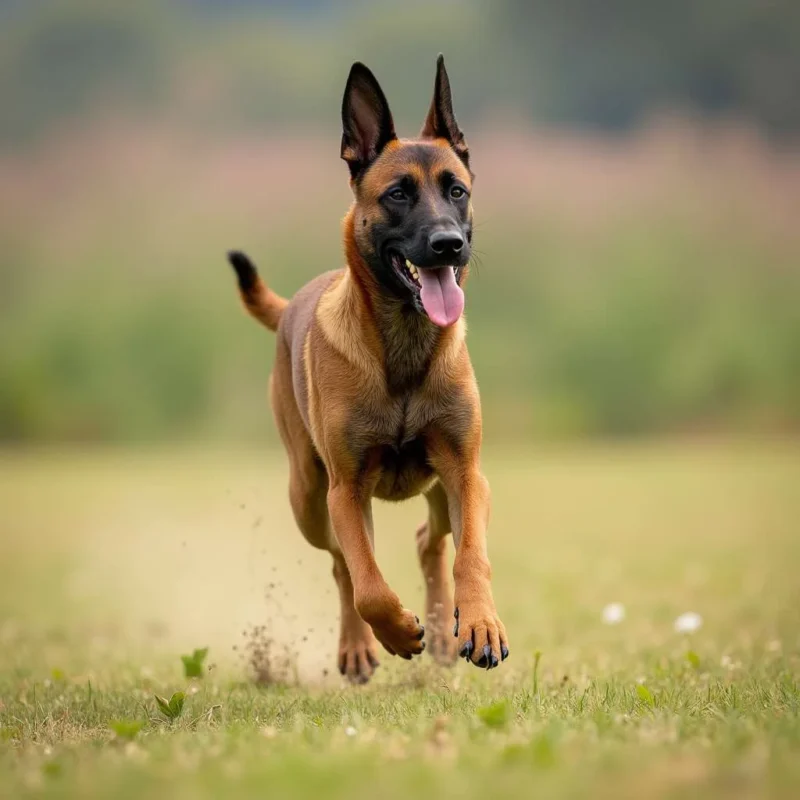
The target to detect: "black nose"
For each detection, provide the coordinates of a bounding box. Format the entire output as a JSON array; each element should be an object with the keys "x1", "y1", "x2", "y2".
[{"x1": 429, "y1": 230, "x2": 464, "y2": 258}]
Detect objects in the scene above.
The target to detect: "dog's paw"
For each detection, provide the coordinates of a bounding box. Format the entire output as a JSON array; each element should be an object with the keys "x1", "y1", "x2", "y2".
[
  {"x1": 452, "y1": 602, "x2": 508, "y2": 669},
  {"x1": 357, "y1": 592, "x2": 425, "y2": 659},
  {"x1": 338, "y1": 629, "x2": 381, "y2": 685},
  {"x1": 361, "y1": 607, "x2": 425, "y2": 660},
  {"x1": 373, "y1": 609, "x2": 426, "y2": 659}
]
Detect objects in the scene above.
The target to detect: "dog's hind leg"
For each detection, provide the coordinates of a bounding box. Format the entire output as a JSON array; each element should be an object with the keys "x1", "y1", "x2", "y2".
[
  {"x1": 416, "y1": 481, "x2": 458, "y2": 665},
  {"x1": 331, "y1": 551, "x2": 380, "y2": 683},
  {"x1": 271, "y1": 346, "x2": 379, "y2": 683}
]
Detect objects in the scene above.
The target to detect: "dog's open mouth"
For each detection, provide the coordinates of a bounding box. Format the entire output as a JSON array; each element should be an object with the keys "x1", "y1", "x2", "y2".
[{"x1": 388, "y1": 252, "x2": 465, "y2": 328}]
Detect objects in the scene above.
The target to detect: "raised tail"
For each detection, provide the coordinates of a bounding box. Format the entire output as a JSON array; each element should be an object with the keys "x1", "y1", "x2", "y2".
[{"x1": 227, "y1": 250, "x2": 288, "y2": 333}]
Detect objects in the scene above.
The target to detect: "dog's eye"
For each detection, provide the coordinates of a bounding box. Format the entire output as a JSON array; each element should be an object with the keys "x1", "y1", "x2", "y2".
[
  {"x1": 450, "y1": 185, "x2": 466, "y2": 200},
  {"x1": 388, "y1": 188, "x2": 407, "y2": 202}
]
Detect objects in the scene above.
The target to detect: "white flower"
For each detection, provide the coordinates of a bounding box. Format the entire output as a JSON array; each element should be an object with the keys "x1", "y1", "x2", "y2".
[
  {"x1": 674, "y1": 612, "x2": 703, "y2": 633},
  {"x1": 602, "y1": 602, "x2": 626, "y2": 625},
  {"x1": 345, "y1": 726, "x2": 357, "y2": 737}
]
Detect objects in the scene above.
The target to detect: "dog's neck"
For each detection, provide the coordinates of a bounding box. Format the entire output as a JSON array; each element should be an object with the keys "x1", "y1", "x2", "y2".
[
  {"x1": 342, "y1": 210, "x2": 445, "y2": 395},
  {"x1": 373, "y1": 298, "x2": 441, "y2": 395}
]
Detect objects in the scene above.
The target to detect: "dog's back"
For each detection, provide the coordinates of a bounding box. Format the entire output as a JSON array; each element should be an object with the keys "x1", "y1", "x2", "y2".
[{"x1": 278, "y1": 269, "x2": 341, "y2": 431}]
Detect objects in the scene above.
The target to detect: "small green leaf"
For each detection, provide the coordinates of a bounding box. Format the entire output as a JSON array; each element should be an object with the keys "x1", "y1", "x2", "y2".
[
  {"x1": 168, "y1": 691, "x2": 185, "y2": 718},
  {"x1": 181, "y1": 657, "x2": 202, "y2": 679},
  {"x1": 477, "y1": 700, "x2": 510, "y2": 729},
  {"x1": 155, "y1": 691, "x2": 185, "y2": 720},
  {"x1": 636, "y1": 684, "x2": 655, "y2": 707},
  {"x1": 181, "y1": 647, "x2": 209, "y2": 679},
  {"x1": 686, "y1": 650, "x2": 701, "y2": 669},
  {"x1": 50, "y1": 668, "x2": 66, "y2": 682},
  {"x1": 110, "y1": 720, "x2": 144, "y2": 741},
  {"x1": 154, "y1": 695, "x2": 172, "y2": 718}
]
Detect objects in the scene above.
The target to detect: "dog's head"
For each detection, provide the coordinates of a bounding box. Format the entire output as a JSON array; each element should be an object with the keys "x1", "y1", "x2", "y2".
[{"x1": 341, "y1": 55, "x2": 473, "y2": 328}]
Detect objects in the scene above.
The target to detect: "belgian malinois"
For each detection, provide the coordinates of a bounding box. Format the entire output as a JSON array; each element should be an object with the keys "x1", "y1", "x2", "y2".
[{"x1": 228, "y1": 55, "x2": 508, "y2": 682}]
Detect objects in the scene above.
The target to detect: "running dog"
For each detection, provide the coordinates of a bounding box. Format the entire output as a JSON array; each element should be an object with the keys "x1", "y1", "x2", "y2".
[{"x1": 228, "y1": 55, "x2": 508, "y2": 683}]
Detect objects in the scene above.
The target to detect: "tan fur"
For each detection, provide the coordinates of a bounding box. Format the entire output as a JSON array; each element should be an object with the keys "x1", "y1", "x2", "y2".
[
  {"x1": 231, "y1": 123, "x2": 507, "y2": 680},
  {"x1": 316, "y1": 267, "x2": 383, "y2": 384},
  {"x1": 239, "y1": 275, "x2": 287, "y2": 332}
]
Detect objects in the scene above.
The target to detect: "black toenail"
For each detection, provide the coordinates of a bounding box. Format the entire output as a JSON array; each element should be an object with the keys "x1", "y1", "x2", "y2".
[
  {"x1": 415, "y1": 625, "x2": 425, "y2": 640},
  {"x1": 454, "y1": 608, "x2": 459, "y2": 619},
  {"x1": 453, "y1": 621, "x2": 459, "y2": 637},
  {"x1": 459, "y1": 640, "x2": 473, "y2": 659},
  {"x1": 501, "y1": 644, "x2": 509, "y2": 661},
  {"x1": 489, "y1": 653, "x2": 499, "y2": 669}
]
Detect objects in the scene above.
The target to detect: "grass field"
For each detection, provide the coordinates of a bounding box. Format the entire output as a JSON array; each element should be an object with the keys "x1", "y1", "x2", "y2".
[{"x1": 1, "y1": 442, "x2": 799, "y2": 798}]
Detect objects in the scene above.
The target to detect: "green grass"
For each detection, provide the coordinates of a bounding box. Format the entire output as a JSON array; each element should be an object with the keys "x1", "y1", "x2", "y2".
[{"x1": 1, "y1": 443, "x2": 800, "y2": 798}]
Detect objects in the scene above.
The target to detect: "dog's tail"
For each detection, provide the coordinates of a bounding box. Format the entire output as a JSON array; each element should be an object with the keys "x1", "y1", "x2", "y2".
[{"x1": 227, "y1": 251, "x2": 288, "y2": 333}]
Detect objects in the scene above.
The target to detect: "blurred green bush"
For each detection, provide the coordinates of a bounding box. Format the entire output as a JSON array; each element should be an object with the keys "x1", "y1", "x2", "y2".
[
  {"x1": 2, "y1": 201, "x2": 798, "y2": 443},
  {"x1": 1, "y1": 0, "x2": 798, "y2": 443}
]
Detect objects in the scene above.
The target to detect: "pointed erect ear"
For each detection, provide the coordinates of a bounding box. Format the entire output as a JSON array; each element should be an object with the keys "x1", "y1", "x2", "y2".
[
  {"x1": 420, "y1": 54, "x2": 469, "y2": 168},
  {"x1": 340, "y1": 62, "x2": 397, "y2": 180}
]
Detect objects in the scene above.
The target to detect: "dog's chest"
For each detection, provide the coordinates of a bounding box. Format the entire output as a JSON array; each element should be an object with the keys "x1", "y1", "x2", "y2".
[
  {"x1": 364, "y1": 391, "x2": 438, "y2": 501},
  {"x1": 369, "y1": 388, "x2": 433, "y2": 447}
]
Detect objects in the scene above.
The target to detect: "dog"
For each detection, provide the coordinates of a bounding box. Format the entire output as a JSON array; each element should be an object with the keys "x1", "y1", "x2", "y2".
[{"x1": 227, "y1": 55, "x2": 508, "y2": 683}]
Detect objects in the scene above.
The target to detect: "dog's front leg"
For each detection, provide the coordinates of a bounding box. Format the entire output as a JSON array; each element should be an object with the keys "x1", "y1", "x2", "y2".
[
  {"x1": 327, "y1": 480, "x2": 425, "y2": 659},
  {"x1": 428, "y1": 435, "x2": 509, "y2": 669}
]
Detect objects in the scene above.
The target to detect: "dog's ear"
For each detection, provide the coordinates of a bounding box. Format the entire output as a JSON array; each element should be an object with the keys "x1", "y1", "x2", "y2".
[
  {"x1": 341, "y1": 62, "x2": 397, "y2": 180},
  {"x1": 420, "y1": 54, "x2": 469, "y2": 168}
]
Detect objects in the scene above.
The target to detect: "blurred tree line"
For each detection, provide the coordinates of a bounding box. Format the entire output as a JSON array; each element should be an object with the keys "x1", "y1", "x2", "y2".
[
  {"x1": 0, "y1": 0, "x2": 798, "y2": 143},
  {"x1": 502, "y1": 0, "x2": 800, "y2": 134},
  {"x1": 0, "y1": 0, "x2": 798, "y2": 444}
]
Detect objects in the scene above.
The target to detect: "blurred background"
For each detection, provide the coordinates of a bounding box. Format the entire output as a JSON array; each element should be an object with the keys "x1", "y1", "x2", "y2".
[
  {"x1": 1, "y1": 0, "x2": 800, "y2": 733},
  {"x1": 1, "y1": 0, "x2": 799, "y2": 447}
]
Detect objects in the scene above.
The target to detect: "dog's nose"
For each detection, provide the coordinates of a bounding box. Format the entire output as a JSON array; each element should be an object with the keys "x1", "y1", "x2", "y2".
[{"x1": 429, "y1": 230, "x2": 464, "y2": 259}]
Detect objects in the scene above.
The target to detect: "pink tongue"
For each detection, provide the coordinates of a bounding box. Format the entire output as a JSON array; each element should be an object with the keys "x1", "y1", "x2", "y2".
[{"x1": 418, "y1": 267, "x2": 464, "y2": 327}]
